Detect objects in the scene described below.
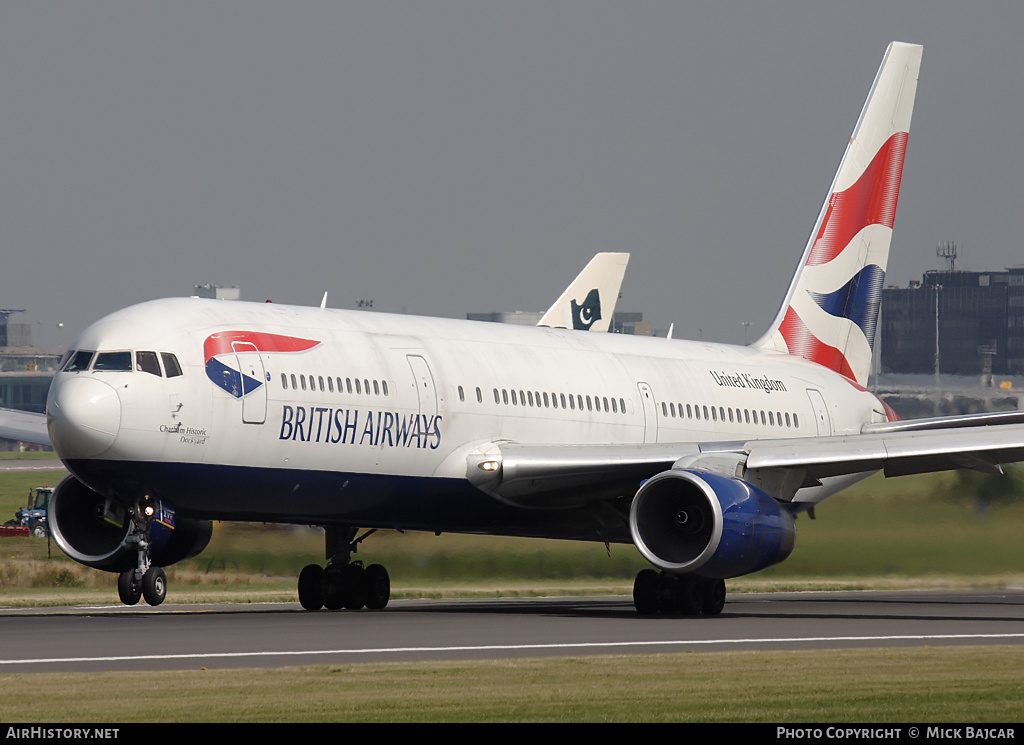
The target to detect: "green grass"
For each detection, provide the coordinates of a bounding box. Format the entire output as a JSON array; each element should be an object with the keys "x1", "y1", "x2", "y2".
[
  {"x1": 0, "y1": 450, "x2": 58, "y2": 460},
  {"x1": 2, "y1": 464, "x2": 1023, "y2": 722},
  {"x1": 1, "y1": 646, "x2": 1022, "y2": 722},
  {"x1": 2, "y1": 467, "x2": 1024, "y2": 605}
]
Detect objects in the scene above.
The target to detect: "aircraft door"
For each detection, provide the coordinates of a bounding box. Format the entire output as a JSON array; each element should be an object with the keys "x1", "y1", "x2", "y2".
[
  {"x1": 806, "y1": 389, "x2": 831, "y2": 436},
  {"x1": 406, "y1": 355, "x2": 437, "y2": 418},
  {"x1": 234, "y1": 342, "x2": 267, "y2": 424},
  {"x1": 636, "y1": 381, "x2": 658, "y2": 443}
]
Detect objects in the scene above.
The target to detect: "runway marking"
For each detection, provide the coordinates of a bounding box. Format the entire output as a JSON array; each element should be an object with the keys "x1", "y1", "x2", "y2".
[{"x1": 4, "y1": 633, "x2": 1024, "y2": 666}]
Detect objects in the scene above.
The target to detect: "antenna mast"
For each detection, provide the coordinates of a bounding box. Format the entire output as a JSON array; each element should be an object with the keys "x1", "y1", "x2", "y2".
[{"x1": 936, "y1": 241, "x2": 958, "y2": 272}]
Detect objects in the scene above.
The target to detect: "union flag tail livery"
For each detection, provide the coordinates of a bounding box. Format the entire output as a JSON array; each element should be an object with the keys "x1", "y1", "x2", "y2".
[{"x1": 756, "y1": 42, "x2": 922, "y2": 386}]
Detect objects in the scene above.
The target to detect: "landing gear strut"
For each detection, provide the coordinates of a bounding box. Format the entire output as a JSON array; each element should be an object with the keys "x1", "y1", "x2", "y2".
[
  {"x1": 116, "y1": 497, "x2": 167, "y2": 607},
  {"x1": 632, "y1": 569, "x2": 725, "y2": 616},
  {"x1": 298, "y1": 527, "x2": 391, "y2": 611}
]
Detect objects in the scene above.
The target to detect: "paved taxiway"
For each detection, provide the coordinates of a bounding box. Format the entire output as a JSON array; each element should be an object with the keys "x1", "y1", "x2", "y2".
[{"x1": 1, "y1": 589, "x2": 1022, "y2": 672}]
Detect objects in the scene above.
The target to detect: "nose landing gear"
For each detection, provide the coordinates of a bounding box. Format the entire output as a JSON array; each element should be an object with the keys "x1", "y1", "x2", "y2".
[
  {"x1": 115, "y1": 497, "x2": 168, "y2": 607},
  {"x1": 297, "y1": 526, "x2": 391, "y2": 611}
]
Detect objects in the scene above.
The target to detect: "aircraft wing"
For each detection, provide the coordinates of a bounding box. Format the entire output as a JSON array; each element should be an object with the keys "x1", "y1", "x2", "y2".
[
  {"x1": 0, "y1": 407, "x2": 51, "y2": 447},
  {"x1": 470, "y1": 412, "x2": 1024, "y2": 509}
]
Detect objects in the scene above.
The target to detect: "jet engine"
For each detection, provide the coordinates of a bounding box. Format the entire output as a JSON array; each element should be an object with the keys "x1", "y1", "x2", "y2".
[
  {"x1": 629, "y1": 469, "x2": 796, "y2": 579},
  {"x1": 49, "y1": 474, "x2": 213, "y2": 573}
]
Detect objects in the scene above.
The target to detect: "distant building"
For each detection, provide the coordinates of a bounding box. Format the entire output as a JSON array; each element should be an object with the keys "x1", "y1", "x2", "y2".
[
  {"x1": 0, "y1": 310, "x2": 62, "y2": 421},
  {"x1": 193, "y1": 284, "x2": 240, "y2": 301},
  {"x1": 468, "y1": 309, "x2": 654, "y2": 336},
  {"x1": 466, "y1": 311, "x2": 544, "y2": 326},
  {"x1": 881, "y1": 267, "x2": 1024, "y2": 377},
  {"x1": 609, "y1": 312, "x2": 652, "y2": 337},
  {"x1": 0, "y1": 309, "x2": 30, "y2": 347}
]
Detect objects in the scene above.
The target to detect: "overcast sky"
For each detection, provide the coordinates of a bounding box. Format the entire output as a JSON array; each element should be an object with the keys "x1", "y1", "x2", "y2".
[{"x1": 2, "y1": 1, "x2": 1023, "y2": 349}]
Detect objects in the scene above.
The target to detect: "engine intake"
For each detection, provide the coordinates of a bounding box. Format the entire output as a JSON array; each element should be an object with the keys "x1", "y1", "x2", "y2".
[
  {"x1": 629, "y1": 469, "x2": 796, "y2": 578},
  {"x1": 49, "y1": 474, "x2": 213, "y2": 573}
]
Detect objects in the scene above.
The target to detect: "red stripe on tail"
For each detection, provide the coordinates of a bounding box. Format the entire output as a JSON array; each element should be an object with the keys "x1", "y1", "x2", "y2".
[{"x1": 806, "y1": 131, "x2": 908, "y2": 267}]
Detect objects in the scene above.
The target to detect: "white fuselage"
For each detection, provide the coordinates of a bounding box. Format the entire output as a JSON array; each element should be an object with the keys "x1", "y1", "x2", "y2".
[{"x1": 46, "y1": 297, "x2": 889, "y2": 539}]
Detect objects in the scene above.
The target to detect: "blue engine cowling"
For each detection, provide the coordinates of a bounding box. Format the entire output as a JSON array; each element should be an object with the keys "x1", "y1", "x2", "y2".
[
  {"x1": 49, "y1": 474, "x2": 213, "y2": 573},
  {"x1": 629, "y1": 469, "x2": 796, "y2": 579}
]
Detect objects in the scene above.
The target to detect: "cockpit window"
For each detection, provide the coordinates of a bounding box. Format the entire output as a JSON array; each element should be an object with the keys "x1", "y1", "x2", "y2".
[
  {"x1": 63, "y1": 350, "x2": 95, "y2": 372},
  {"x1": 136, "y1": 351, "x2": 162, "y2": 377},
  {"x1": 161, "y1": 352, "x2": 183, "y2": 378},
  {"x1": 93, "y1": 351, "x2": 133, "y2": 371}
]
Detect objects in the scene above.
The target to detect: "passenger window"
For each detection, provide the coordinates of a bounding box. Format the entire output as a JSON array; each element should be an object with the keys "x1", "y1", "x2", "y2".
[
  {"x1": 282, "y1": 373, "x2": 289, "y2": 389},
  {"x1": 328, "y1": 377, "x2": 334, "y2": 393},
  {"x1": 94, "y1": 351, "x2": 132, "y2": 371},
  {"x1": 382, "y1": 381, "x2": 388, "y2": 396},
  {"x1": 373, "y1": 380, "x2": 380, "y2": 396},
  {"x1": 161, "y1": 353, "x2": 183, "y2": 378},
  {"x1": 458, "y1": 385, "x2": 465, "y2": 402},
  {"x1": 136, "y1": 351, "x2": 162, "y2": 376},
  {"x1": 476, "y1": 386, "x2": 482, "y2": 403}
]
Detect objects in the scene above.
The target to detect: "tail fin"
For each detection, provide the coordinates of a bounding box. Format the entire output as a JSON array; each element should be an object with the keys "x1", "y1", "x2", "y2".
[
  {"x1": 538, "y1": 252, "x2": 629, "y2": 332},
  {"x1": 755, "y1": 42, "x2": 922, "y2": 386}
]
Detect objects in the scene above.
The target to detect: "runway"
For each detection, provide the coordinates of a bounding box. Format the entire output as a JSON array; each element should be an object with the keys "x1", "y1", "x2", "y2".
[{"x1": 2, "y1": 589, "x2": 1023, "y2": 673}]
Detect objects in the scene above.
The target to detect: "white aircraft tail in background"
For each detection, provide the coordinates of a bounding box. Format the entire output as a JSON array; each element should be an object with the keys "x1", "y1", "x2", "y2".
[{"x1": 537, "y1": 252, "x2": 629, "y2": 332}]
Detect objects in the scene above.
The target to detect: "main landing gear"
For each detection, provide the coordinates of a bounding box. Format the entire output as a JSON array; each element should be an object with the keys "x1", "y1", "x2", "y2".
[
  {"x1": 632, "y1": 569, "x2": 726, "y2": 616},
  {"x1": 297, "y1": 527, "x2": 391, "y2": 611},
  {"x1": 116, "y1": 497, "x2": 167, "y2": 607}
]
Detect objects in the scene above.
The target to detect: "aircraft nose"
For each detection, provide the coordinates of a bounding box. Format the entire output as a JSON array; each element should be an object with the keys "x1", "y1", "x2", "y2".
[{"x1": 47, "y1": 376, "x2": 121, "y2": 459}]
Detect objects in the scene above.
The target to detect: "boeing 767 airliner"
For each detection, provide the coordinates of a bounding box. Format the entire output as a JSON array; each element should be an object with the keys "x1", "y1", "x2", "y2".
[{"x1": 38, "y1": 42, "x2": 1024, "y2": 614}]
